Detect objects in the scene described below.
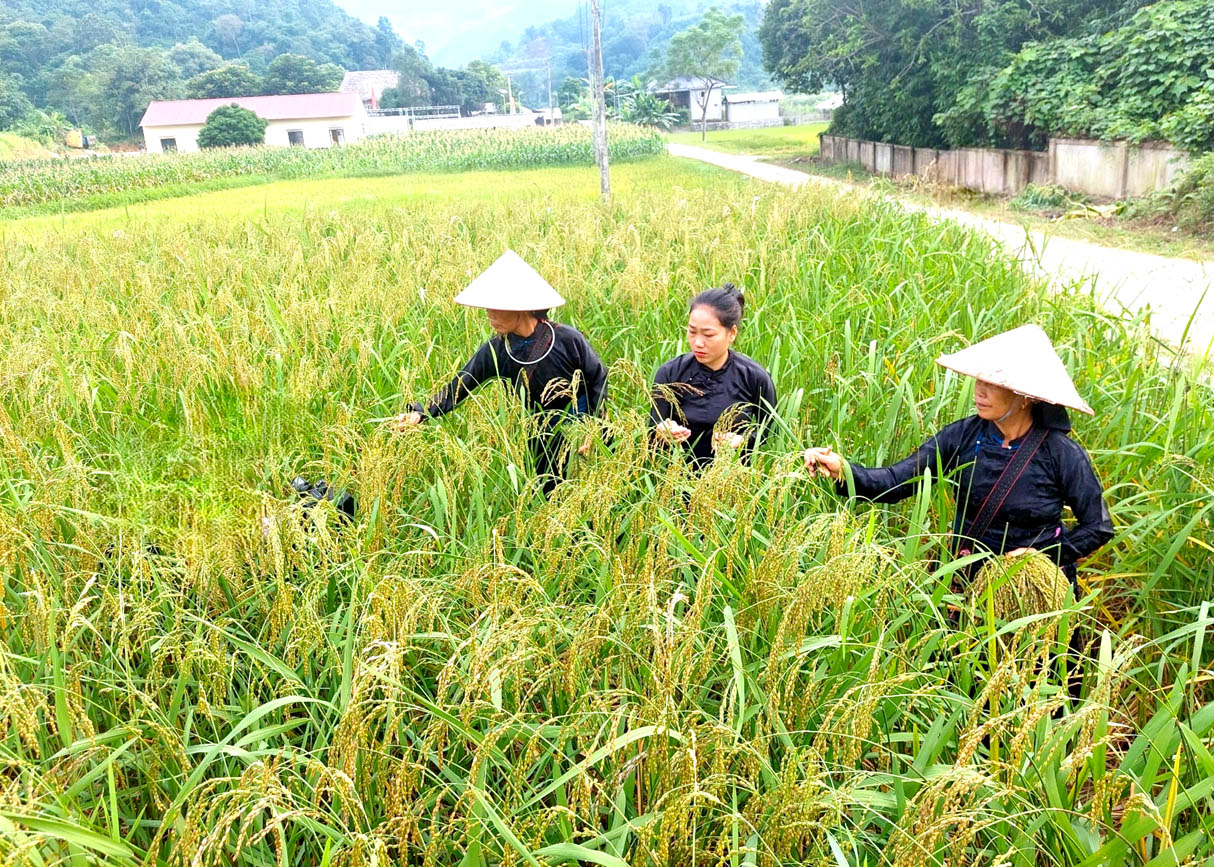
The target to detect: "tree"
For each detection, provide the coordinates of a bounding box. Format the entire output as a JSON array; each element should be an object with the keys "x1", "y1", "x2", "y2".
[
  {"x1": 758, "y1": 0, "x2": 1130, "y2": 149},
  {"x1": 169, "y1": 38, "x2": 223, "y2": 80},
  {"x1": 213, "y1": 14, "x2": 244, "y2": 56},
  {"x1": 89, "y1": 43, "x2": 184, "y2": 139},
  {"x1": 622, "y1": 89, "x2": 680, "y2": 129},
  {"x1": 374, "y1": 17, "x2": 403, "y2": 63},
  {"x1": 663, "y1": 7, "x2": 743, "y2": 141},
  {"x1": 197, "y1": 104, "x2": 267, "y2": 148},
  {"x1": 186, "y1": 63, "x2": 260, "y2": 99},
  {"x1": 465, "y1": 60, "x2": 508, "y2": 112},
  {"x1": 423, "y1": 66, "x2": 464, "y2": 107},
  {"x1": 42, "y1": 56, "x2": 99, "y2": 130},
  {"x1": 557, "y1": 76, "x2": 586, "y2": 111},
  {"x1": 0, "y1": 72, "x2": 34, "y2": 130},
  {"x1": 261, "y1": 53, "x2": 343, "y2": 95},
  {"x1": 0, "y1": 21, "x2": 51, "y2": 70},
  {"x1": 383, "y1": 45, "x2": 433, "y2": 107}
]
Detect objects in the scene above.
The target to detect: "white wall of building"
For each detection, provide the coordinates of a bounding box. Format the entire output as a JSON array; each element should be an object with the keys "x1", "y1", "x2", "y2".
[
  {"x1": 364, "y1": 114, "x2": 414, "y2": 136},
  {"x1": 726, "y1": 100, "x2": 780, "y2": 123},
  {"x1": 143, "y1": 111, "x2": 367, "y2": 153},
  {"x1": 413, "y1": 113, "x2": 545, "y2": 132},
  {"x1": 262, "y1": 116, "x2": 365, "y2": 149},
  {"x1": 691, "y1": 89, "x2": 725, "y2": 122},
  {"x1": 143, "y1": 124, "x2": 203, "y2": 153}
]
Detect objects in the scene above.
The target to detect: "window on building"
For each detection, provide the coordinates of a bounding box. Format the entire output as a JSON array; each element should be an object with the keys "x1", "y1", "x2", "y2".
[
  {"x1": 160, "y1": 138, "x2": 177, "y2": 152},
  {"x1": 329, "y1": 127, "x2": 345, "y2": 145},
  {"x1": 288, "y1": 130, "x2": 305, "y2": 147}
]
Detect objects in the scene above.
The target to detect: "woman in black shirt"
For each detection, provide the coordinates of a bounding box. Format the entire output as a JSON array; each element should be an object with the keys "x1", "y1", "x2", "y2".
[
  {"x1": 394, "y1": 250, "x2": 607, "y2": 494},
  {"x1": 804, "y1": 325, "x2": 1112, "y2": 583},
  {"x1": 651, "y1": 284, "x2": 777, "y2": 466}
]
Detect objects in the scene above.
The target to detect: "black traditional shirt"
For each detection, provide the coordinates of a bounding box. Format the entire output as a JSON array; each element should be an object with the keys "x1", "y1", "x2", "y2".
[
  {"x1": 411, "y1": 322, "x2": 607, "y2": 422},
  {"x1": 650, "y1": 350, "x2": 777, "y2": 465},
  {"x1": 841, "y1": 405, "x2": 1113, "y2": 571}
]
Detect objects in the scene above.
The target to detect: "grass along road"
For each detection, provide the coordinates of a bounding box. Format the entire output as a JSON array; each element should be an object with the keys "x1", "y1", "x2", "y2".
[
  {"x1": 670, "y1": 142, "x2": 1214, "y2": 359},
  {"x1": 667, "y1": 122, "x2": 828, "y2": 156}
]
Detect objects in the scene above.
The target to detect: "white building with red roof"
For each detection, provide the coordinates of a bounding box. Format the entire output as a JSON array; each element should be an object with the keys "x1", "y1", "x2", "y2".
[{"x1": 139, "y1": 92, "x2": 368, "y2": 154}]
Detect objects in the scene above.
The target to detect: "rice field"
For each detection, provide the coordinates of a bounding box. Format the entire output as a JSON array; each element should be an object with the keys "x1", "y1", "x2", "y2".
[
  {"x1": 667, "y1": 123, "x2": 828, "y2": 157},
  {"x1": 1, "y1": 159, "x2": 1212, "y2": 865},
  {"x1": 0, "y1": 124, "x2": 664, "y2": 212}
]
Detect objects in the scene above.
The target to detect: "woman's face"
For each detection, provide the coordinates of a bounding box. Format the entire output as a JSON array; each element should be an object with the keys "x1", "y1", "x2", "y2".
[
  {"x1": 687, "y1": 305, "x2": 737, "y2": 369},
  {"x1": 486, "y1": 309, "x2": 526, "y2": 334},
  {"x1": 973, "y1": 379, "x2": 1024, "y2": 421}
]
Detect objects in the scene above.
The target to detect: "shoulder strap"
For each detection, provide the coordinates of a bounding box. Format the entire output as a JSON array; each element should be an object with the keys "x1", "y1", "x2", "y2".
[
  {"x1": 962, "y1": 424, "x2": 1050, "y2": 546},
  {"x1": 524, "y1": 320, "x2": 558, "y2": 365}
]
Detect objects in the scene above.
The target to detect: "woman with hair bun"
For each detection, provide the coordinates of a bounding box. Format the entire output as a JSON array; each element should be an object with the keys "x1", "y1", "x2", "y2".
[{"x1": 650, "y1": 283, "x2": 777, "y2": 466}]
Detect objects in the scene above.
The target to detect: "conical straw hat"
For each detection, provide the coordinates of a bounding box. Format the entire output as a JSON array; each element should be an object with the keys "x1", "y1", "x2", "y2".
[
  {"x1": 936, "y1": 324, "x2": 1094, "y2": 415},
  {"x1": 452, "y1": 250, "x2": 566, "y2": 311}
]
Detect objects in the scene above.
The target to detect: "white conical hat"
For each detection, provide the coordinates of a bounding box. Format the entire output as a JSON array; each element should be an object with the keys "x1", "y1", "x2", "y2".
[
  {"x1": 936, "y1": 324, "x2": 1094, "y2": 415},
  {"x1": 452, "y1": 250, "x2": 566, "y2": 311}
]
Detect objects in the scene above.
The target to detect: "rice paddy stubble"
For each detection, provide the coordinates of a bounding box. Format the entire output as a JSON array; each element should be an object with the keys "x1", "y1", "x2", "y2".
[{"x1": 0, "y1": 162, "x2": 1211, "y2": 864}]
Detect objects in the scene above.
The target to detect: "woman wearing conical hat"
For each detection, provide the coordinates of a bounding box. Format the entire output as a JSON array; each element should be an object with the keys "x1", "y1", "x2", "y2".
[
  {"x1": 803, "y1": 325, "x2": 1112, "y2": 583},
  {"x1": 392, "y1": 250, "x2": 607, "y2": 494}
]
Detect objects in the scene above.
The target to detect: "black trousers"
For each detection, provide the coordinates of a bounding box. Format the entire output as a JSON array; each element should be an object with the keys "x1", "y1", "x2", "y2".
[{"x1": 529, "y1": 426, "x2": 568, "y2": 496}]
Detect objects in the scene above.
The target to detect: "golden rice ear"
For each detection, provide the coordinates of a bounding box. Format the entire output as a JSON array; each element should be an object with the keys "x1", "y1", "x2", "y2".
[{"x1": 970, "y1": 551, "x2": 1071, "y2": 620}]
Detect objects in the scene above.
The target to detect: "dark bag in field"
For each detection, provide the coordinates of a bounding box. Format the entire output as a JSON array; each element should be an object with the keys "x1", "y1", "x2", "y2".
[{"x1": 291, "y1": 476, "x2": 355, "y2": 521}]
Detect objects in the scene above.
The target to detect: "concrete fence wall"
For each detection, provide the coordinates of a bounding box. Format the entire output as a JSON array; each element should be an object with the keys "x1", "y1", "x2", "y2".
[{"x1": 820, "y1": 133, "x2": 1187, "y2": 199}]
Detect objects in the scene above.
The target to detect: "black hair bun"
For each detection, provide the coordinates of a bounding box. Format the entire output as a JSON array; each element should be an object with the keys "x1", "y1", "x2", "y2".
[{"x1": 721, "y1": 282, "x2": 745, "y2": 310}]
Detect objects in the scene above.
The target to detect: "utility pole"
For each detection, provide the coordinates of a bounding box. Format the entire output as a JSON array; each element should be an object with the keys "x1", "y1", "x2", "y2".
[
  {"x1": 506, "y1": 74, "x2": 516, "y2": 114},
  {"x1": 547, "y1": 60, "x2": 554, "y2": 124},
  {"x1": 588, "y1": 0, "x2": 610, "y2": 197}
]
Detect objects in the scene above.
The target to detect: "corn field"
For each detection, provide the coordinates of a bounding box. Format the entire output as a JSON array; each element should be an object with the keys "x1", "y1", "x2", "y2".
[
  {"x1": 0, "y1": 124, "x2": 664, "y2": 210},
  {"x1": 0, "y1": 160, "x2": 1211, "y2": 865}
]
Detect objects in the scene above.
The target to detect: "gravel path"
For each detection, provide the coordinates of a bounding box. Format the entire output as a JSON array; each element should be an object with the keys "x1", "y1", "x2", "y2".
[{"x1": 670, "y1": 143, "x2": 1214, "y2": 356}]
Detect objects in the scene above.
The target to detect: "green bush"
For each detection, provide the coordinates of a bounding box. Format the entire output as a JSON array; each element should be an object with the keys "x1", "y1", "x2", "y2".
[
  {"x1": 197, "y1": 104, "x2": 268, "y2": 149},
  {"x1": 1008, "y1": 183, "x2": 1085, "y2": 214},
  {"x1": 1168, "y1": 151, "x2": 1214, "y2": 234}
]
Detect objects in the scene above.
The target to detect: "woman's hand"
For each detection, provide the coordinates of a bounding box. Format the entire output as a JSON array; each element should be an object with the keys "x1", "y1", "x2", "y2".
[
  {"x1": 577, "y1": 434, "x2": 593, "y2": 456},
  {"x1": 654, "y1": 418, "x2": 692, "y2": 444},
  {"x1": 803, "y1": 446, "x2": 843, "y2": 481},
  {"x1": 712, "y1": 431, "x2": 745, "y2": 452},
  {"x1": 1005, "y1": 547, "x2": 1038, "y2": 558},
  {"x1": 390, "y1": 410, "x2": 423, "y2": 433}
]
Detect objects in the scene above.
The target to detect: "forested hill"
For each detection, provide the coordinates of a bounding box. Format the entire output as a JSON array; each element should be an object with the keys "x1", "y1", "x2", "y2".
[
  {"x1": 0, "y1": 0, "x2": 403, "y2": 138},
  {"x1": 0, "y1": 0, "x2": 399, "y2": 70},
  {"x1": 484, "y1": 0, "x2": 772, "y2": 103}
]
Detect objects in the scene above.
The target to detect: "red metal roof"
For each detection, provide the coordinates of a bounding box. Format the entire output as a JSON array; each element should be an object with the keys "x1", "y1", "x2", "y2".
[{"x1": 140, "y1": 92, "x2": 362, "y2": 128}]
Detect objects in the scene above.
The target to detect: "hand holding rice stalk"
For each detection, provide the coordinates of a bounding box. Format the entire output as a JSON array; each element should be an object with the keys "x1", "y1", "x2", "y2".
[
  {"x1": 389, "y1": 410, "x2": 423, "y2": 433},
  {"x1": 711, "y1": 430, "x2": 745, "y2": 452},
  {"x1": 655, "y1": 417, "x2": 691, "y2": 444},
  {"x1": 970, "y1": 549, "x2": 1071, "y2": 619}
]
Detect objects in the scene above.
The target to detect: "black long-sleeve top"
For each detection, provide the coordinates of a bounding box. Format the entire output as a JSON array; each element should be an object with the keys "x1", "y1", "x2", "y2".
[
  {"x1": 410, "y1": 322, "x2": 607, "y2": 424},
  {"x1": 650, "y1": 350, "x2": 777, "y2": 465},
  {"x1": 839, "y1": 405, "x2": 1113, "y2": 572}
]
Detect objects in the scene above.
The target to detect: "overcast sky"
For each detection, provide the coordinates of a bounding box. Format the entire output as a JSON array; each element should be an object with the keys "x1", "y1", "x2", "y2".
[{"x1": 336, "y1": 0, "x2": 579, "y2": 65}]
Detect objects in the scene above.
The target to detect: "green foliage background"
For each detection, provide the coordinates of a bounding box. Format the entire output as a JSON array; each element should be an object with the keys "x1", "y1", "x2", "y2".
[
  {"x1": 759, "y1": 0, "x2": 1214, "y2": 153},
  {"x1": 0, "y1": 0, "x2": 403, "y2": 139}
]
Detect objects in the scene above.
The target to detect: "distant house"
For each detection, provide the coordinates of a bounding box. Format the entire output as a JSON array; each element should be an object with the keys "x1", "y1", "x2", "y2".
[
  {"x1": 340, "y1": 70, "x2": 400, "y2": 111},
  {"x1": 139, "y1": 92, "x2": 368, "y2": 154},
  {"x1": 656, "y1": 77, "x2": 735, "y2": 123},
  {"x1": 725, "y1": 91, "x2": 782, "y2": 124}
]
